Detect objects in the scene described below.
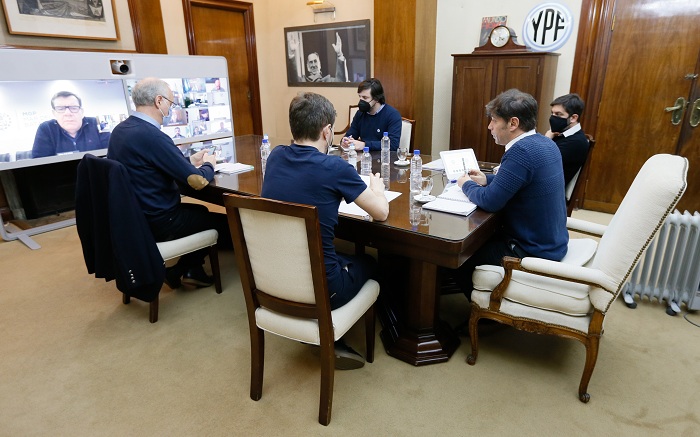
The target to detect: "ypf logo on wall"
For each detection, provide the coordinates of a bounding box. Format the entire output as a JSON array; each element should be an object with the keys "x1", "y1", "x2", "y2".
[{"x1": 522, "y1": 3, "x2": 574, "y2": 52}]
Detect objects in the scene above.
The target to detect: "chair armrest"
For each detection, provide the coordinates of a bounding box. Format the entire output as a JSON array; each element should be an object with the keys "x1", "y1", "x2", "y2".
[
  {"x1": 520, "y1": 257, "x2": 617, "y2": 292},
  {"x1": 489, "y1": 256, "x2": 617, "y2": 310},
  {"x1": 566, "y1": 217, "x2": 607, "y2": 237}
]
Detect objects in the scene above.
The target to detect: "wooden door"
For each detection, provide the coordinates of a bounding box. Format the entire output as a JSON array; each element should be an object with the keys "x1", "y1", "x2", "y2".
[
  {"x1": 450, "y1": 57, "x2": 494, "y2": 161},
  {"x1": 585, "y1": 0, "x2": 700, "y2": 212},
  {"x1": 184, "y1": 0, "x2": 262, "y2": 136}
]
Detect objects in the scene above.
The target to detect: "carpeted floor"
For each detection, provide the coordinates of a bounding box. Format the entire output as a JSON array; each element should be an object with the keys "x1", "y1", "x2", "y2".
[{"x1": 1, "y1": 210, "x2": 699, "y2": 436}]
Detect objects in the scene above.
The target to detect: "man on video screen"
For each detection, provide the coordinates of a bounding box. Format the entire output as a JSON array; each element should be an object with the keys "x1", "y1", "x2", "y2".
[{"x1": 32, "y1": 91, "x2": 110, "y2": 158}]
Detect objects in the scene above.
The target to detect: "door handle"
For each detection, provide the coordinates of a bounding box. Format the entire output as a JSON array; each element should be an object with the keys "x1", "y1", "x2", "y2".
[
  {"x1": 690, "y1": 98, "x2": 700, "y2": 128},
  {"x1": 665, "y1": 97, "x2": 686, "y2": 125}
]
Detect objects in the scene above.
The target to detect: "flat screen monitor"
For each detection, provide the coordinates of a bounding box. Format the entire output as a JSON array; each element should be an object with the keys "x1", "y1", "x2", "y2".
[
  {"x1": 0, "y1": 75, "x2": 234, "y2": 170},
  {"x1": 0, "y1": 79, "x2": 129, "y2": 168}
]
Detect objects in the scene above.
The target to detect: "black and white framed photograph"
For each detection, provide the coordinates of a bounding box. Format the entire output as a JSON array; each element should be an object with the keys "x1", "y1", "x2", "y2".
[
  {"x1": 285, "y1": 19, "x2": 370, "y2": 87},
  {"x1": 2, "y1": 0, "x2": 119, "y2": 40}
]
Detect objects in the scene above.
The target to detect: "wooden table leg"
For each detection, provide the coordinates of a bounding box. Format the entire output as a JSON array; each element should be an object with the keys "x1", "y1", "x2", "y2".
[{"x1": 378, "y1": 254, "x2": 460, "y2": 366}]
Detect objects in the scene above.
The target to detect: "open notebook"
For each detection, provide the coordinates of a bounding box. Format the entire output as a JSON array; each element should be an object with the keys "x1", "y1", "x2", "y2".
[{"x1": 422, "y1": 184, "x2": 477, "y2": 217}]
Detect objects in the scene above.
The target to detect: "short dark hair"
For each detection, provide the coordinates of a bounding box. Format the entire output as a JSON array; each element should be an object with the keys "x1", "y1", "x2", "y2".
[
  {"x1": 485, "y1": 89, "x2": 538, "y2": 132},
  {"x1": 289, "y1": 92, "x2": 336, "y2": 142},
  {"x1": 51, "y1": 91, "x2": 82, "y2": 109},
  {"x1": 550, "y1": 93, "x2": 585, "y2": 118},
  {"x1": 357, "y1": 78, "x2": 386, "y2": 104}
]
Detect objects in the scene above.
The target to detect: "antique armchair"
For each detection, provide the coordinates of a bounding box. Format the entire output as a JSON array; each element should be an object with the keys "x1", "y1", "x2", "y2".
[{"x1": 467, "y1": 154, "x2": 688, "y2": 402}]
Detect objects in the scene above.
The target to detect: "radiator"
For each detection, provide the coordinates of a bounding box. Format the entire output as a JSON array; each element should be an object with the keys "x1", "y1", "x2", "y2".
[{"x1": 622, "y1": 210, "x2": 700, "y2": 315}]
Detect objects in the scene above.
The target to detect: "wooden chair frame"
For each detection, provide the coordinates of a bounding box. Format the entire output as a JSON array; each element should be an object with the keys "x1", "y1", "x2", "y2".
[{"x1": 224, "y1": 193, "x2": 375, "y2": 426}]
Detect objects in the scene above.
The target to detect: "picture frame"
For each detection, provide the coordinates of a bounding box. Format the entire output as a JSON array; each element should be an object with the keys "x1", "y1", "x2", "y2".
[
  {"x1": 1, "y1": 0, "x2": 119, "y2": 41},
  {"x1": 285, "y1": 19, "x2": 370, "y2": 87}
]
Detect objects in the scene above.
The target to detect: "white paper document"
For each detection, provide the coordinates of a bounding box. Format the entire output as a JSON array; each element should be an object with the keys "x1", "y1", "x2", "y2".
[
  {"x1": 423, "y1": 158, "x2": 445, "y2": 172},
  {"x1": 422, "y1": 184, "x2": 477, "y2": 217},
  {"x1": 338, "y1": 175, "x2": 401, "y2": 219},
  {"x1": 440, "y1": 149, "x2": 479, "y2": 181},
  {"x1": 215, "y1": 162, "x2": 254, "y2": 174}
]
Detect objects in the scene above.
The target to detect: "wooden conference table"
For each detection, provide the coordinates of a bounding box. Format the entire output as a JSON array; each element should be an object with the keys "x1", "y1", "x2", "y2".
[{"x1": 188, "y1": 135, "x2": 500, "y2": 366}]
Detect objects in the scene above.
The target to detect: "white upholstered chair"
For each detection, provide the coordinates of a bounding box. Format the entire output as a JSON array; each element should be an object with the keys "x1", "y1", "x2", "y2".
[
  {"x1": 400, "y1": 117, "x2": 416, "y2": 152},
  {"x1": 334, "y1": 105, "x2": 359, "y2": 139},
  {"x1": 223, "y1": 193, "x2": 379, "y2": 426},
  {"x1": 467, "y1": 154, "x2": 688, "y2": 402},
  {"x1": 76, "y1": 154, "x2": 222, "y2": 323}
]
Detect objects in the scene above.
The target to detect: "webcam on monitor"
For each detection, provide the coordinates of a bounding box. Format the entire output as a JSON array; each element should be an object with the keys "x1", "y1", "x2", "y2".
[{"x1": 110, "y1": 60, "x2": 130, "y2": 75}]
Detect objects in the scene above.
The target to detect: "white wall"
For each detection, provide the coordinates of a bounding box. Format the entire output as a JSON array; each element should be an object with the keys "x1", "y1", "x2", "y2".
[{"x1": 432, "y1": 0, "x2": 582, "y2": 154}]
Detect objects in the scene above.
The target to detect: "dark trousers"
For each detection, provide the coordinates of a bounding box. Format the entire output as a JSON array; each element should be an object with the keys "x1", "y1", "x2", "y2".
[
  {"x1": 454, "y1": 235, "x2": 527, "y2": 298},
  {"x1": 329, "y1": 253, "x2": 377, "y2": 310},
  {"x1": 148, "y1": 203, "x2": 232, "y2": 273}
]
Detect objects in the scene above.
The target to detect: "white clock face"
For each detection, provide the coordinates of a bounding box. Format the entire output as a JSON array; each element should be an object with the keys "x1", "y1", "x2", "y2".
[{"x1": 490, "y1": 26, "x2": 510, "y2": 48}]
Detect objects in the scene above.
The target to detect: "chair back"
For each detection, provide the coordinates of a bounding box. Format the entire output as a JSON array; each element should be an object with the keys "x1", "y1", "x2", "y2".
[
  {"x1": 335, "y1": 105, "x2": 359, "y2": 137},
  {"x1": 400, "y1": 117, "x2": 416, "y2": 152},
  {"x1": 224, "y1": 193, "x2": 332, "y2": 318},
  {"x1": 590, "y1": 154, "x2": 688, "y2": 311},
  {"x1": 566, "y1": 134, "x2": 595, "y2": 215}
]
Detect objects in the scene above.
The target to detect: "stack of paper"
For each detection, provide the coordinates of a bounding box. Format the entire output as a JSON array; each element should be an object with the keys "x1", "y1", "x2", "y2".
[{"x1": 215, "y1": 162, "x2": 254, "y2": 174}]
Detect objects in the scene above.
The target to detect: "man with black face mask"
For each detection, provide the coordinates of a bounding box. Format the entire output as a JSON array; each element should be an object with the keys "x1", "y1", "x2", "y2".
[
  {"x1": 340, "y1": 78, "x2": 402, "y2": 151},
  {"x1": 544, "y1": 93, "x2": 589, "y2": 187}
]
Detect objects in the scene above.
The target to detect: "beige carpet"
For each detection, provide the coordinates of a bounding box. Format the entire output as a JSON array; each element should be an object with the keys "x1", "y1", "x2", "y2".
[{"x1": 1, "y1": 211, "x2": 700, "y2": 436}]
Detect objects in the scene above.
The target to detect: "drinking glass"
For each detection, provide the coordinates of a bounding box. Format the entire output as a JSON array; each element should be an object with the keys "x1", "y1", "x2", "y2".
[
  {"x1": 420, "y1": 176, "x2": 433, "y2": 198},
  {"x1": 397, "y1": 146, "x2": 408, "y2": 163}
]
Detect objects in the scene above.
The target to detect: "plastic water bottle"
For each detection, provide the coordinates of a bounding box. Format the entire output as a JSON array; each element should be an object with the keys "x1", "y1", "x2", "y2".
[
  {"x1": 410, "y1": 149, "x2": 422, "y2": 195},
  {"x1": 380, "y1": 131, "x2": 390, "y2": 167},
  {"x1": 347, "y1": 143, "x2": 357, "y2": 169},
  {"x1": 361, "y1": 146, "x2": 372, "y2": 176},
  {"x1": 260, "y1": 134, "x2": 270, "y2": 178}
]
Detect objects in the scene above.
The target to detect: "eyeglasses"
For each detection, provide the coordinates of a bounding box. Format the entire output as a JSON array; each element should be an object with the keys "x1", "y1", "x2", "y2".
[
  {"x1": 159, "y1": 95, "x2": 175, "y2": 108},
  {"x1": 53, "y1": 106, "x2": 82, "y2": 113}
]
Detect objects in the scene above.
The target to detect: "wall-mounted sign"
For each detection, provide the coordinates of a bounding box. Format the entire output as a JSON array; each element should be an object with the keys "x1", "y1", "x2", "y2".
[{"x1": 521, "y1": 2, "x2": 574, "y2": 52}]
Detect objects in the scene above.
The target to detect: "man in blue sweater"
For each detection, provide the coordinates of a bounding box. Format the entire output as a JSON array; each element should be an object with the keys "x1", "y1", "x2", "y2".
[
  {"x1": 340, "y1": 78, "x2": 402, "y2": 151},
  {"x1": 454, "y1": 89, "x2": 569, "y2": 297},
  {"x1": 107, "y1": 77, "x2": 231, "y2": 289}
]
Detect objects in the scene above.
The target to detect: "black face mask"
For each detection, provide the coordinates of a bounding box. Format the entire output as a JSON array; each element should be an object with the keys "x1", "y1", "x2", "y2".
[
  {"x1": 358, "y1": 99, "x2": 373, "y2": 113},
  {"x1": 549, "y1": 115, "x2": 569, "y2": 133}
]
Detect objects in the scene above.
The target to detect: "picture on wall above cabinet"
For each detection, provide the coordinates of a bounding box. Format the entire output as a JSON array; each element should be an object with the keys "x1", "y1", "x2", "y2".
[
  {"x1": 285, "y1": 19, "x2": 370, "y2": 87},
  {"x1": 2, "y1": 0, "x2": 119, "y2": 40}
]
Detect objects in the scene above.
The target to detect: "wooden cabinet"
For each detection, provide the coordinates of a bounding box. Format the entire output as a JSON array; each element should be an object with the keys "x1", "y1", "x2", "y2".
[{"x1": 449, "y1": 52, "x2": 558, "y2": 163}]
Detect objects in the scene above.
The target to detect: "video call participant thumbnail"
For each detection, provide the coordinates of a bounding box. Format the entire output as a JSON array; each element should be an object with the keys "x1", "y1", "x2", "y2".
[{"x1": 32, "y1": 91, "x2": 110, "y2": 158}]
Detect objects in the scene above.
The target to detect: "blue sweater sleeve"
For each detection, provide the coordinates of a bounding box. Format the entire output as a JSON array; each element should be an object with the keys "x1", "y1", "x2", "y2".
[{"x1": 462, "y1": 148, "x2": 531, "y2": 212}]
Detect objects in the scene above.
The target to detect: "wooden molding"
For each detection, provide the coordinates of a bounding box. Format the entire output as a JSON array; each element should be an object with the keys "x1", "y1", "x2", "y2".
[{"x1": 126, "y1": 0, "x2": 167, "y2": 54}]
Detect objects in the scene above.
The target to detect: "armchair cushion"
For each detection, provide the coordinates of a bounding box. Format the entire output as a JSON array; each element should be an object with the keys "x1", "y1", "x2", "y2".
[
  {"x1": 471, "y1": 289, "x2": 592, "y2": 332},
  {"x1": 473, "y1": 265, "x2": 593, "y2": 316},
  {"x1": 472, "y1": 238, "x2": 598, "y2": 316},
  {"x1": 255, "y1": 279, "x2": 380, "y2": 344}
]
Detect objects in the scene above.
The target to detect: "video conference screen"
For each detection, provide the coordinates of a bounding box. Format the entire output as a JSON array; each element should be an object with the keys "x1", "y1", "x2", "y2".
[{"x1": 0, "y1": 77, "x2": 233, "y2": 170}]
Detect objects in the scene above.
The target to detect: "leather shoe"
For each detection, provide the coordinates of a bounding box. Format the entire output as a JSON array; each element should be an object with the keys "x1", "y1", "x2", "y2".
[
  {"x1": 181, "y1": 266, "x2": 214, "y2": 288},
  {"x1": 164, "y1": 266, "x2": 182, "y2": 289},
  {"x1": 334, "y1": 339, "x2": 365, "y2": 370}
]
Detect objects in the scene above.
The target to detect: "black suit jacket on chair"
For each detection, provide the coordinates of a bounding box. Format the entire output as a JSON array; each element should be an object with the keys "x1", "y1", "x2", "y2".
[{"x1": 76, "y1": 154, "x2": 164, "y2": 302}]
